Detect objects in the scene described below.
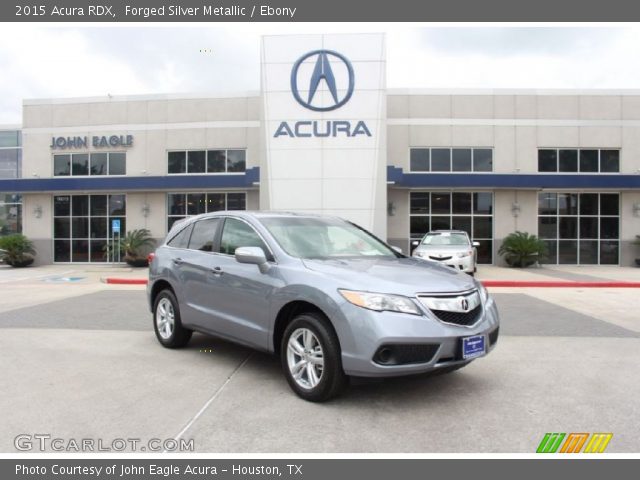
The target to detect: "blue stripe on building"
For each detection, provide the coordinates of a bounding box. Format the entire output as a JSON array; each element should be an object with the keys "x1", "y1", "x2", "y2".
[
  {"x1": 2, "y1": 166, "x2": 639, "y2": 192},
  {"x1": 387, "y1": 166, "x2": 640, "y2": 189},
  {"x1": 0, "y1": 167, "x2": 260, "y2": 192}
]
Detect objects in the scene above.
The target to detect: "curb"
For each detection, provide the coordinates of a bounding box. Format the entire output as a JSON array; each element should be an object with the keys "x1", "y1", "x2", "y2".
[
  {"x1": 482, "y1": 280, "x2": 640, "y2": 288},
  {"x1": 102, "y1": 278, "x2": 148, "y2": 285},
  {"x1": 100, "y1": 277, "x2": 640, "y2": 288}
]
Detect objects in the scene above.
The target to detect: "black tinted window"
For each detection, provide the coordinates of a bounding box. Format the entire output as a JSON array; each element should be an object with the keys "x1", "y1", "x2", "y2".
[
  {"x1": 220, "y1": 218, "x2": 272, "y2": 260},
  {"x1": 187, "y1": 218, "x2": 221, "y2": 252},
  {"x1": 167, "y1": 223, "x2": 193, "y2": 249}
]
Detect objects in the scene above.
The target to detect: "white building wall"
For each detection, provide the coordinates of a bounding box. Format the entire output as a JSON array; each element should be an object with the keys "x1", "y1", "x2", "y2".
[{"x1": 261, "y1": 33, "x2": 388, "y2": 237}]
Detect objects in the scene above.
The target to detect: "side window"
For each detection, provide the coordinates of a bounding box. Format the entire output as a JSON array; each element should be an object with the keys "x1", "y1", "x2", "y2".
[
  {"x1": 219, "y1": 218, "x2": 273, "y2": 261},
  {"x1": 188, "y1": 218, "x2": 221, "y2": 252},
  {"x1": 166, "y1": 223, "x2": 193, "y2": 249}
]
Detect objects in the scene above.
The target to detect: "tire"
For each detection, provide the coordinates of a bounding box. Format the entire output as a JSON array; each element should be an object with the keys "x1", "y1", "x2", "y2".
[
  {"x1": 153, "y1": 289, "x2": 192, "y2": 348},
  {"x1": 281, "y1": 312, "x2": 347, "y2": 402}
]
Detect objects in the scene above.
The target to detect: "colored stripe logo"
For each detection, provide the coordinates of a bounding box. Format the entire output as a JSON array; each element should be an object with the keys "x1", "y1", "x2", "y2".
[{"x1": 537, "y1": 433, "x2": 612, "y2": 453}]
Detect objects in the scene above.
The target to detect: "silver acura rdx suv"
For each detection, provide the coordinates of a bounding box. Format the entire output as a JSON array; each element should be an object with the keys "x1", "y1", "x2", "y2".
[{"x1": 147, "y1": 211, "x2": 500, "y2": 402}]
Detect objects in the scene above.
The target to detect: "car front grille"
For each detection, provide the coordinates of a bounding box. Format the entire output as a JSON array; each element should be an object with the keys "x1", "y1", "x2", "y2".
[
  {"x1": 430, "y1": 304, "x2": 482, "y2": 326},
  {"x1": 429, "y1": 255, "x2": 452, "y2": 261},
  {"x1": 417, "y1": 290, "x2": 483, "y2": 327}
]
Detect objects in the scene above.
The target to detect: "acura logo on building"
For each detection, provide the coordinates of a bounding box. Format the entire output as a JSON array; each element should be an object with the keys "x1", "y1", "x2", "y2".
[
  {"x1": 274, "y1": 49, "x2": 370, "y2": 138},
  {"x1": 290, "y1": 50, "x2": 355, "y2": 112}
]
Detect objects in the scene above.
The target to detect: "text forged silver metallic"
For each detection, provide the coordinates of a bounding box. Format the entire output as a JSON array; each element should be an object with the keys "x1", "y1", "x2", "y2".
[{"x1": 147, "y1": 211, "x2": 500, "y2": 401}]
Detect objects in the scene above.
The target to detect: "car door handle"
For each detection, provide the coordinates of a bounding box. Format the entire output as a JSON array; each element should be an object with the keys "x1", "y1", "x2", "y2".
[
  {"x1": 172, "y1": 258, "x2": 183, "y2": 266},
  {"x1": 210, "y1": 266, "x2": 224, "y2": 276}
]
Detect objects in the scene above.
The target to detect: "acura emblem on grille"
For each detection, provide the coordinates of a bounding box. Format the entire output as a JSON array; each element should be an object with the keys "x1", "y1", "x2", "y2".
[{"x1": 461, "y1": 298, "x2": 469, "y2": 311}]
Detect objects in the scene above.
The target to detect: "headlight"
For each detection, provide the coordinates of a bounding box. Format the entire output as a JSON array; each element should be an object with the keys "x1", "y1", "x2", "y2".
[
  {"x1": 413, "y1": 250, "x2": 424, "y2": 258},
  {"x1": 457, "y1": 250, "x2": 473, "y2": 258},
  {"x1": 339, "y1": 289, "x2": 421, "y2": 315},
  {"x1": 477, "y1": 282, "x2": 489, "y2": 303}
]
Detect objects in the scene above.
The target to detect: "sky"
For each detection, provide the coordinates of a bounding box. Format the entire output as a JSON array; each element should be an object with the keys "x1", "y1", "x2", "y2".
[{"x1": 2, "y1": 24, "x2": 640, "y2": 124}]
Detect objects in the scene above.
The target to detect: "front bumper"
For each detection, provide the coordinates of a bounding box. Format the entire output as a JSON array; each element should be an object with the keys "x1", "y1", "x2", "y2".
[
  {"x1": 338, "y1": 296, "x2": 499, "y2": 377},
  {"x1": 413, "y1": 253, "x2": 475, "y2": 273}
]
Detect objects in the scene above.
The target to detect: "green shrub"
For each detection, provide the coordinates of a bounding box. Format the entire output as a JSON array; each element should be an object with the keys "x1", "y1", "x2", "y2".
[
  {"x1": 0, "y1": 234, "x2": 36, "y2": 267},
  {"x1": 498, "y1": 231, "x2": 547, "y2": 268},
  {"x1": 103, "y1": 229, "x2": 156, "y2": 266}
]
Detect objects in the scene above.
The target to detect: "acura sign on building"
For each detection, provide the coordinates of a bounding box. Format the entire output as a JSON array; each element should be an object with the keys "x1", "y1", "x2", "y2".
[{"x1": 261, "y1": 34, "x2": 388, "y2": 238}]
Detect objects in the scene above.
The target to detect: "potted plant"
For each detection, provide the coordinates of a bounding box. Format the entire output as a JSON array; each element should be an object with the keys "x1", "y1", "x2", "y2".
[
  {"x1": 104, "y1": 228, "x2": 156, "y2": 267},
  {"x1": 498, "y1": 231, "x2": 547, "y2": 268},
  {"x1": 0, "y1": 234, "x2": 36, "y2": 268}
]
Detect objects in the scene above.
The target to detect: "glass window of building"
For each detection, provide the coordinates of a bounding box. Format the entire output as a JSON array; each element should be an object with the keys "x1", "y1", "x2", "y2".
[
  {"x1": 538, "y1": 150, "x2": 557, "y2": 172},
  {"x1": 473, "y1": 149, "x2": 493, "y2": 172},
  {"x1": 409, "y1": 191, "x2": 494, "y2": 264},
  {"x1": 409, "y1": 148, "x2": 493, "y2": 173},
  {"x1": 0, "y1": 135, "x2": 21, "y2": 179},
  {"x1": 0, "y1": 194, "x2": 22, "y2": 236},
  {"x1": 600, "y1": 150, "x2": 620, "y2": 172},
  {"x1": 452, "y1": 149, "x2": 472, "y2": 172},
  {"x1": 53, "y1": 194, "x2": 126, "y2": 263},
  {"x1": 168, "y1": 151, "x2": 186, "y2": 174},
  {"x1": 167, "y1": 192, "x2": 247, "y2": 231},
  {"x1": 409, "y1": 149, "x2": 429, "y2": 172},
  {"x1": 537, "y1": 192, "x2": 619, "y2": 265},
  {"x1": 0, "y1": 130, "x2": 21, "y2": 148},
  {"x1": 54, "y1": 152, "x2": 126, "y2": 176},
  {"x1": 538, "y1": 149, "x2": 619, "y2": 173},
  {"x1": 0, "y1": 131, "x2": 23, "y2": 236},
  {"x1": 168, "y1": 149, "x2": 247, "y2": 174}
]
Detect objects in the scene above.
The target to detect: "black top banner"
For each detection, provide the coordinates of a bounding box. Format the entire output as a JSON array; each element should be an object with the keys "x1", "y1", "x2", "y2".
[{"x1": 5, "y1": 0, "x2": 640, "y2": 22}]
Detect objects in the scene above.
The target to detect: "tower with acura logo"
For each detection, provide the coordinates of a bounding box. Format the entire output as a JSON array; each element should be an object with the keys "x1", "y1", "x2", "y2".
[{"x1": 261, "y1": 34, "x2": 388, "y2": 238}]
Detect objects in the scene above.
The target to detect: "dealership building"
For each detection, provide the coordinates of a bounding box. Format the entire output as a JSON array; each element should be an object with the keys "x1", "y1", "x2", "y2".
[{"x1": 1, "y1": 33, "x2": 640, "y2": 266}]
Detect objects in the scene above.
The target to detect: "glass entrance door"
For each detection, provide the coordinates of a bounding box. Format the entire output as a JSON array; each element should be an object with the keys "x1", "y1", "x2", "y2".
[{"x1": 53, "y1": 194, "x2": 126, "y2": 262}]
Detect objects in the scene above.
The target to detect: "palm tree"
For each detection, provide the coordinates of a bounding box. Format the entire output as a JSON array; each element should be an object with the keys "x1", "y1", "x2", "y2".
[
  {"x1": 103, "y1": 229, "x2": 155, "y2": 266},
  {"x1": 0, "y1": 234, "x2": 36, "y2": 267},
  {"x1": 498, "y1": 231, "x2": 547, "y2": 268}
]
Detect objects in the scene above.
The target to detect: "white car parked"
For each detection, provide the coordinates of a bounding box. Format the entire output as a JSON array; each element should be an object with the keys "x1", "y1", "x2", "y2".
[{"x1": 411, "y1": 230, "x2": 479, "y2": 275}]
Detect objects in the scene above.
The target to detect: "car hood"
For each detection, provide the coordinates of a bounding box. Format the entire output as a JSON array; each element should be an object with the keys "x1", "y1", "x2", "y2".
[
  {"x1": 414, "y1": 244, "x2": 470, "y2": 252},
  {"x1": 301, "y1": 257, "x2": 476, "y2": 295}
]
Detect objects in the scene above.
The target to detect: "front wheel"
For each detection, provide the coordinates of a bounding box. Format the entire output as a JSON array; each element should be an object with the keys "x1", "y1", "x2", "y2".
[
  {"x1": 153, "y1": 289, "x2": 192, "y2": 348},
  {"x1": 281, "y1": 312, "x2": 347, "y2": 402}
]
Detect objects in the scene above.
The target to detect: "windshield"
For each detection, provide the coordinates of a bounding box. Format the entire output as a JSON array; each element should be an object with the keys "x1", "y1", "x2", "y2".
[
  {"x1": 260, "y1": 216, "x2": 398, "y2": 259},
  {"x1": 421, "y1": 232, "x2": 469, "y2": 246}
]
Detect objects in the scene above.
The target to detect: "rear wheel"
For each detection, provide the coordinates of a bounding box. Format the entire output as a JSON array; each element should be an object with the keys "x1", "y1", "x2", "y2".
[
  {"x1": 281, "y1": 312, "x2": 347, "y2": 402},
  {"x1": 153, "y1": 289, "x2": 192, "y2": 348}
]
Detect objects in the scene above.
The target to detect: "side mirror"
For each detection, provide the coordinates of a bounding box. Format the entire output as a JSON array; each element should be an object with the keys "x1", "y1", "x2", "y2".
[
  {"x1": 411, "y1": 240, "x2": 419, "y2": 247},
  {"x1": 472, "y1": 241, "x2": 480, "y2": 247},
  {"x1": 235, "y1": 246, "x2": 270, "y2": 273},
  {"x1": 391, "y1": 246, "x2": 403, "y2": 254}
]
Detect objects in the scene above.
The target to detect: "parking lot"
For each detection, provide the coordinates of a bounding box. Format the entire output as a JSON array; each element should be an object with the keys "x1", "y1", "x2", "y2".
[{"x1": 0, "y1": 264, "x2": 639, "y2": 453}]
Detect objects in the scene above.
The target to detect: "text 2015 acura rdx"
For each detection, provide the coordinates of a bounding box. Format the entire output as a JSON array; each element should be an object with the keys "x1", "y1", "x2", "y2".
[{"x1": 147, "y1": 212, "x2": 500, "y2": 402}]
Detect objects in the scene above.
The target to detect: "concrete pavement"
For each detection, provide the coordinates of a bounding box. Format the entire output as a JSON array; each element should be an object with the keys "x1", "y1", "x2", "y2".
[{"x1": 0, "y1": 264, "x2": 639, "y2": 452}]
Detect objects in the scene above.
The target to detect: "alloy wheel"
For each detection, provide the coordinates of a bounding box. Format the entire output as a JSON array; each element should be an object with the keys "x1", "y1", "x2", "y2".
[
  {"x1": 286, "y1": 328, "x2": 325, "y2": 389},
  {"x1": 156, "y1": 298, "x2": 175, "y2": 340}
]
